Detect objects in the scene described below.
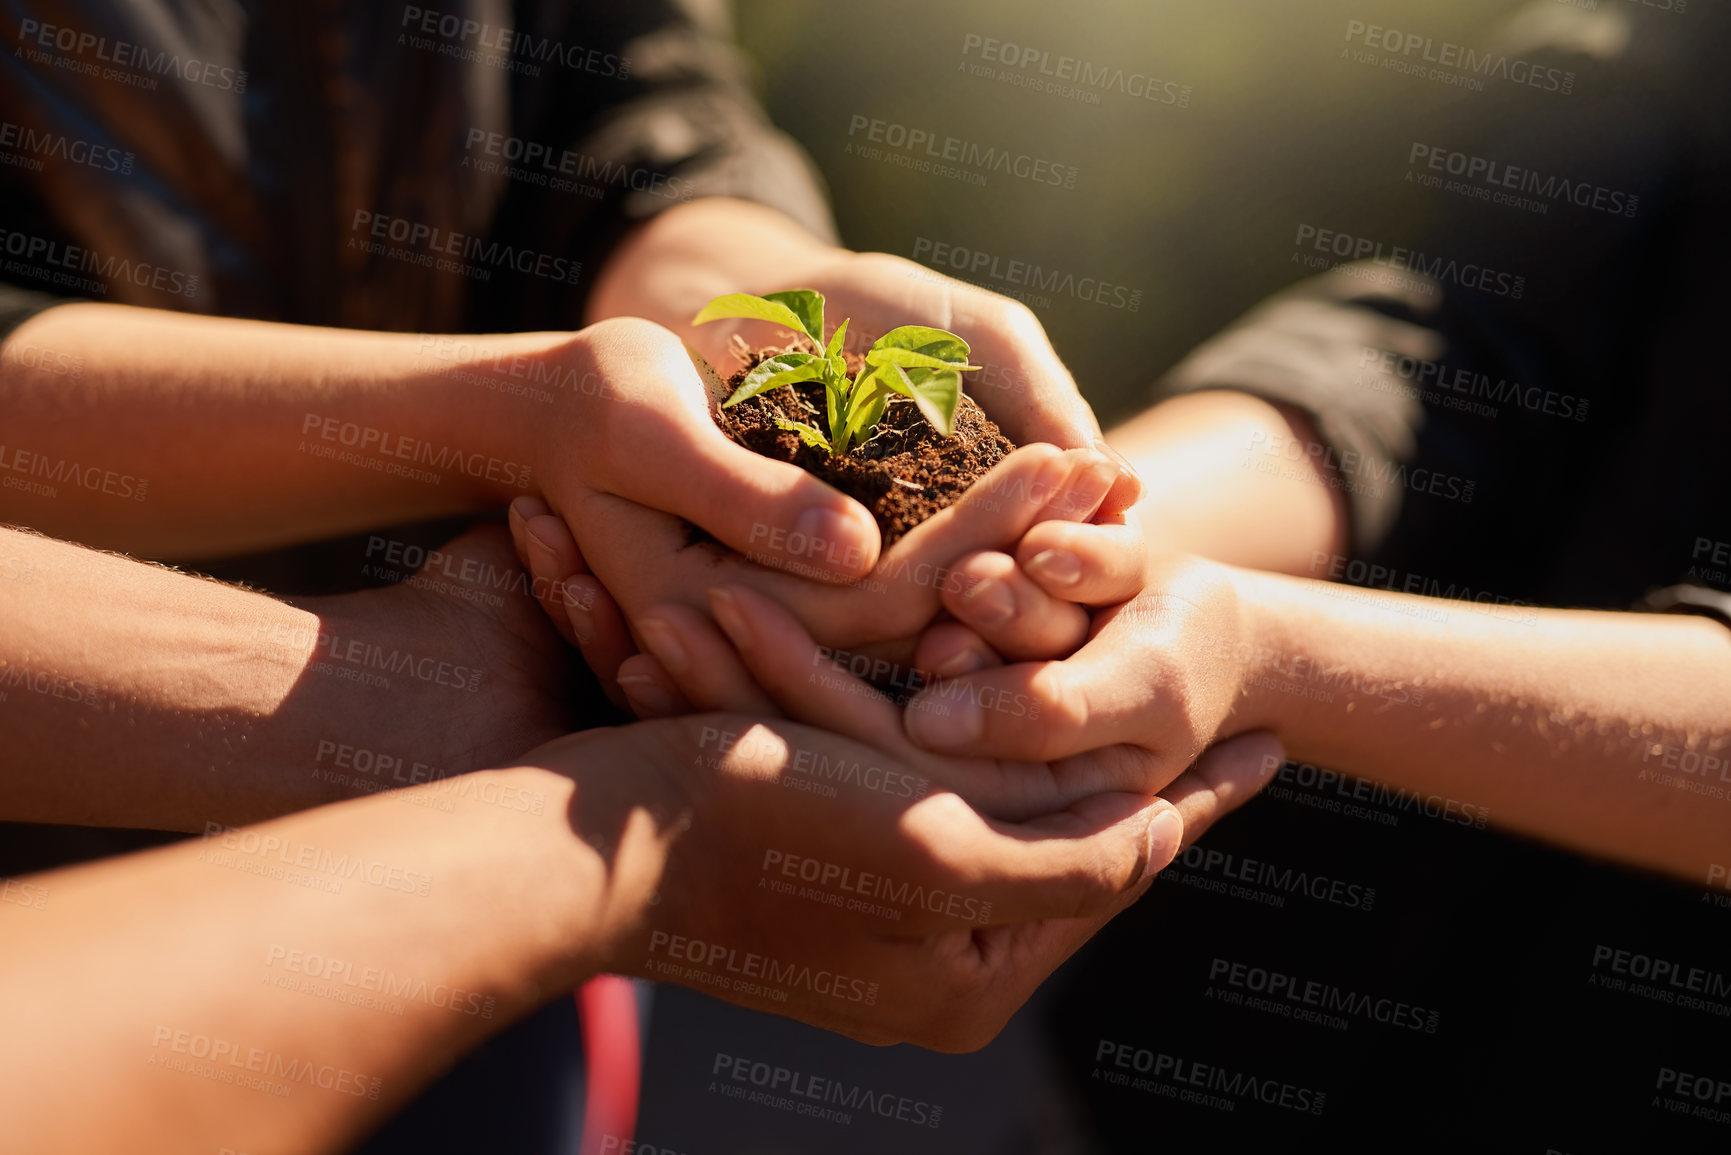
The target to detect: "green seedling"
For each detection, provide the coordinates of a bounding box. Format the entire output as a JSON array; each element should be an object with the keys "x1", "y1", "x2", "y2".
[{"x1": 691, "y1": 289, "x2": 979, "y2": 457}]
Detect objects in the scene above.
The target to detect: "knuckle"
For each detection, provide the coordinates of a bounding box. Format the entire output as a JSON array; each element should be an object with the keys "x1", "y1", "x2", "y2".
[{"x1": 1028, "y1": 666, "x2": 1088, "y2": 759}]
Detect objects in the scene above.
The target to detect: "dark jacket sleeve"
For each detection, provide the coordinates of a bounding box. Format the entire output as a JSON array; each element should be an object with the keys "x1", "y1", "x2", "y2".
[
  {"x1": 1155, "y1": 2, "x2": 1725, "y2": 609},
  {"x1": 478, "y1": 0, "x2": 837, "y2": 330}
]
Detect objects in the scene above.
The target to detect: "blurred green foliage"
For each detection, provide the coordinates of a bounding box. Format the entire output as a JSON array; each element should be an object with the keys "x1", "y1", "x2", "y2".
[{"x1": 735, "y1": 0, "x2": 1532, "y2": 424}]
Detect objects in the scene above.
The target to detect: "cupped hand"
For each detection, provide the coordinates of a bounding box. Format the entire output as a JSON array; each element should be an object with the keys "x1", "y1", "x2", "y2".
[
  {"x1": 510, "y1": 439, "x2": 1127, "y2": 691},
  {"x1": 305, "y1": 525, "x2": 583, "y2": 772},
  {"x1": 533, "y1": 707, "x2": 1181, "y2": 1052},
  {"x1": 900, "y1": 555, "x2": 1257, "y2": 784}
]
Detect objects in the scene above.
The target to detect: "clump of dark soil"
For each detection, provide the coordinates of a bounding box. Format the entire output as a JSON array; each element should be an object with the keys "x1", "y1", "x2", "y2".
[{"x1": 713, "y1": 340, "x2": 1018, "y2": 547}]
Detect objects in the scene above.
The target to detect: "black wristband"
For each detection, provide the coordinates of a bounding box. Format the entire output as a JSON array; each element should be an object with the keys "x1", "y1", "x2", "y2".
[{"x1": 1636, "y1": 583, "x2": 1731, "y2": 631}]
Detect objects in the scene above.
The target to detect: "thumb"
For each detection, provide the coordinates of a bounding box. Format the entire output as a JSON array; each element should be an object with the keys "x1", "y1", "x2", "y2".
[
  {"x1": 1161, "y1": 731, "x2": 1285, "y2": 850},
  {"x1": 598, "y1": 337, "x2": 882, "y2": 582}
]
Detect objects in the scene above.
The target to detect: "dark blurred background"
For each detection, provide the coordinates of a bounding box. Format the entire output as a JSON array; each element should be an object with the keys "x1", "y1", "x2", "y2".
[{"x1": 735, "y1": 0, "x2": 1547, "y2": 425}]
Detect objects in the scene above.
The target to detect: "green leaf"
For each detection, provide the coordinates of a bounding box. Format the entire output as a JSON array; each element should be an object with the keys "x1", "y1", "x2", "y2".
[
  {"x1": 825, "y1": 374, "x2": 848, "y2": 453},
  {"x1": 774, "y1": 417, "x2": 832, "y2": 453},
  {"x1": 845, "y1": 386, "x2": 888, "y2": 445},
  {"x1": 824, "y1": 317, "x2": 850, "y2": 362},
  {"x1": 691, "y1": 293, "x2": 817, "y2": 346},
  {"x1": 823, "y1": 317, "x2": 850, "y2": 383},
  {"x1": 866, "y1": 325, "x2": 977, "y2": 370},
  {"x1": 763, "y1": 290, "x2": 826, "y2": 348},
  {"x1": 722, "y1": 352, "x2": 822, "y2": 407},
  {"x1": 879, "y1": 364, "x2": 962, "y2": 437}
]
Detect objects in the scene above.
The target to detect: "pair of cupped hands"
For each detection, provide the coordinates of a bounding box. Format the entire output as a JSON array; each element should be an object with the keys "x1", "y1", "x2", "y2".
[{"x1": 372, "y1": 311, "x2": 1279, "y2": 1050}]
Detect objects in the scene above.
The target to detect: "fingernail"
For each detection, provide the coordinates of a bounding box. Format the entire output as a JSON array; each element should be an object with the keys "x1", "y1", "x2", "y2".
[
  {"x1": 709, "y1": 587, "x2": 755, "y2": 653},
  {"x1": 1094, "y1": 438, "x2": 1144, "y2": 491},
  {"x1": 636, "y1": 616, "x2": 688, "y2": 675},
  {"x1": 566, "y1": 600, "x2": 596, "y2": 647},
  {"x1": 906, "y1": 691, "x2": 983, "y2": 751},
  {"x1": 1061, "y1": 453, "x2": 1116, "y2": 519},
  {"x1": 1024, "y1": 549, "x2": 1082, "y2": 589},
  {"x1": 1142, "y1": 809, "x2": 1185, "y2": 881},
  {"x1": 929, "y1": 640, "x2": 989, "y2": 679},
  {"x1": 960, "y1": 576, "x2": 1016, "y2": 628},
  {"x1": 524, "y1": 531, "x2": 557, "y2": 576},
  {"x1": 617, "y1": 674, "x2": 677, "y2": 718},
  {"x1": 792, "y1": 506, "x2": 873, "y2": 572}
]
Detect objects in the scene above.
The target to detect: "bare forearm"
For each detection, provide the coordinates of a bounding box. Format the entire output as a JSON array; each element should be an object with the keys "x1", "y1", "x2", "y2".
[
  {"x1": 1230, "y1": 567, "x2": 1731, "y2": 880},
  {"x1": 586, "y1": 197, "x2": 841, "y2": 334},
  {"x1": 0, "y1": 761, "x2": 637, "y2": 1155},
  {"x1": 0, "y1": 527, "x2": 474, "y2": 830},
  {"x1": 0, "y1": 304, "x2": 557, "y2": 557},
  {"x1": 1108, "y1": 391, "x2": 1348, "y2": 573}
]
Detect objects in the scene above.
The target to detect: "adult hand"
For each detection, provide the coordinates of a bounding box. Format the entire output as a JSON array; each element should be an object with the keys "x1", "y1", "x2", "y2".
[
  {"x1": 510, "y1": 438, "x2": 1127, "y2": 699},
  {"x1": 549, "y1": 708, "x2": 1184, "y2": 1051},
  {"x1": 900, "y1": 554, "x2": 1256, "y2": 784},
  {"x1": 299, "y1": 525, "x2": 583, "y2": 777}
]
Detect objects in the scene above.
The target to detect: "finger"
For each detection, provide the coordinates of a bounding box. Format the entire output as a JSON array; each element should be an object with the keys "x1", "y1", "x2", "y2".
[
  {"x1": 614, "y1": 653, "x2": 692, "y2": 719},
  {"x1": 559, "y1": 573, "x2": 635, "y2": 712},
  {"x1": 706, "y1": 585, "x2": 927, "y2": 761},
  {"x1": 508, "y1": 497, "x2": 581, "y2": 648},
  {"x1": 912, "y1": 622, "x2": 1004, "y2": 680},
  {"x1": 1160, "y1": 731, "x2": 1284, "y2": 850},
  {"x1": 1014, "y1": 520, "x2": 1148, "y2": 608},
  {"x1": 940, "y1": 550, "x2": 1090, "y2": 661},
  {"x1": 902, "y1": 642, "x2": 1166, "y2": 765},
  {"x1": 900, "y1": 789, "x2": 1183, "y2": 926},
  {"x1": 588, "y1": 327, "x2": 881, "y2": 582},
  {"x1": 760, "y1": 444, "x2": 1117, "y2": 649},
  {"x1": 634, "y1": 603, "x2": 781, "y2": 716}
]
